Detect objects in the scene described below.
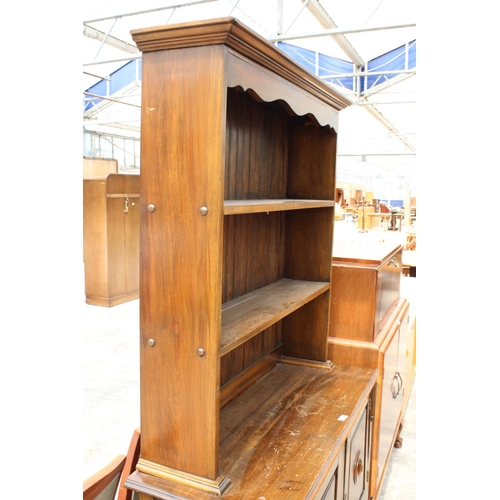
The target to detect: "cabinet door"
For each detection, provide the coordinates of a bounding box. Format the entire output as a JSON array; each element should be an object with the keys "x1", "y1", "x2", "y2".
[
  {"x1": 315, "y1": 444, "x2": 345, "y2": 500},
  {"x1": 345, "y1": 405, "x2": 370, "y2": 500},
  {"x1": 397, "y1": 309, "x2": 409, "y2": 398},
  {"x1": 378, "y1": 329, "x2": 403, "y2": 478}
]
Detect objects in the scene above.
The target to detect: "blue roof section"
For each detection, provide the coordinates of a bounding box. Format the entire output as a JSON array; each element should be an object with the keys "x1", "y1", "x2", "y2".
[
  {"x1": 83, "y1": 41, "x2": 415, "y2": 110},
  {"x1": 365, "y1": 40, "x2": 416, "y2": 91},
  {"x1": 277, "y1": 41, "x2": 355, "y2": 90},
  {"x1": 84, "y1": 59, "x2": 142, "y2": 112}
]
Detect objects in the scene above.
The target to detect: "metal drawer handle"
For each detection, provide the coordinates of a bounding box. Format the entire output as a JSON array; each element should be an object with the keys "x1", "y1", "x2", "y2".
[
  {"x1": 392, "y1": 372, "x2": 404, "y2": 399},
  {"x1": 396, "y1": 372, "x2": 403, "y2": 396},
  {"x1": 389, "y1": 257, "x2": 399, "y2": 268},
  {"x1": 391, "y1": 375, "x2": 399, "y2": 399}
]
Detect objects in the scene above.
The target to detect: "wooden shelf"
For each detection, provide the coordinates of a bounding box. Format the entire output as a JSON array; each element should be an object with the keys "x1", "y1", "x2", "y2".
[
  {"x1": 221, "y1": 278, "x2": 329, "y2": 355},
  {"x1": 224, "y1": 199, "x2": 335, "y2": 215}
]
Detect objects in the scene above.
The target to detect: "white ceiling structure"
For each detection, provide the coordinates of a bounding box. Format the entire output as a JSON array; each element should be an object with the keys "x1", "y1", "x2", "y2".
[{"x1": 83, "y1": 0, "x2": 416, "y2": 198}]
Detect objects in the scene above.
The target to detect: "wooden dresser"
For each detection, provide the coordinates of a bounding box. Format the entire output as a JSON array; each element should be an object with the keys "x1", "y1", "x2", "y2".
[
  {"x1": 123, "y1": 16, "x2": 380, "y2": 500},
  {"x1": 328, "y1": 238, "x2": 414, "y2": 500},
  {"x1": 83, "y1": 173, "x2": 140, "y2": 307}
]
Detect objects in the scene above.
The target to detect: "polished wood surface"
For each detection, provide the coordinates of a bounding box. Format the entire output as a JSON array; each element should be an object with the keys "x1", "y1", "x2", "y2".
[
  {"x1": 221, "y1": 279, "x2": 329, "y2": 355},
  {"x1": 330, "y1": 242, "x2": 402, "y2": 342},
  {"x1": 83, "y1": 174, "x2": 140, "y2": 307},
  {"x1": 138, "y1": 44, "x2": 226, "y2": 481},
  {"x1": 328, "y1": 298, "x2": 410, "y2": 500},
  {"x1": 131, "y1": 17, "x2": 351, "y2": 123},
  {"x1": 131, "y1": 16, "x2": 355, "y2": 497},
  {"x1": 126, "y1": 363, "x2": 377, "y2": 500}
]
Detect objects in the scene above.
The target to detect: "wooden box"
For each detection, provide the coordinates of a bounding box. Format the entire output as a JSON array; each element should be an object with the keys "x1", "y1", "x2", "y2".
[{"x1": 329, "y1": 240, "x2": 402, "y2": 342}]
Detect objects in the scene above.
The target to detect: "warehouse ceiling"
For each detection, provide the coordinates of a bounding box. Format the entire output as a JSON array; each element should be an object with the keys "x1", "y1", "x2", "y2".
[{"x1": 83, "y1": 0, "x2": 416, "y2": 194}]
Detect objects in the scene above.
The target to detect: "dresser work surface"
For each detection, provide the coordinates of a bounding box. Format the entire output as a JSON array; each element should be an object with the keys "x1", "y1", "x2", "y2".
[{"x1": 126, "y1": 363, "x2": 377, "y2": 499}]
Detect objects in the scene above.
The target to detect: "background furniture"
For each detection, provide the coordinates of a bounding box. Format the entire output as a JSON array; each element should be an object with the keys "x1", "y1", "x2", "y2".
[
  {"x1": 367, "y1": 212, "x2": 391, "y2": 231},
  {"x1": 83, "y1": 157, "x2": 118, "y2": 178},
  {"x1": 84, "y1": 454, "x2": 126, "y2": 500},
  {"x1": 84, "y1": 429, "x2": 141, "y2": 500},
  {"x1": 358, "y1": 206, "x2": 375, "y2": 230},
  {"x1": 83, "y1": 174, "x2": 140, "y2": 306},
  {"x1": 328, "y1": 239, "x2": 415, "y2": 500},
  {"x1": 123, "y1": 17, "x2": 378, "y2": 500}
]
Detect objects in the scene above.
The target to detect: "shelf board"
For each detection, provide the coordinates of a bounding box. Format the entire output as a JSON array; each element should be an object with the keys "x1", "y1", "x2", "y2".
[
  {"x1": 224, "y1": 199, "x2": 335, "y2": 215},
  {"x1": 220, "y1": 278, "x2": 329, "y2": 355}
]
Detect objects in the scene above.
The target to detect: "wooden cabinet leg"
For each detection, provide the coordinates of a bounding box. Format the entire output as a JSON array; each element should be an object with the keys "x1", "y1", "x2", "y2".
[{"x1": 394, "y1": 422, "x2": 403, "y2": 448}]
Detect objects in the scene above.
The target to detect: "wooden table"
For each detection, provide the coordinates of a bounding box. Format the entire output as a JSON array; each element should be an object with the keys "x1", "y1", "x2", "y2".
[
  {"x1": 392, "y1": 213, "x2": 404, "y2": 231},
  {"x1": 366, "y1": 212, "x2": 391, "y2": 231}
]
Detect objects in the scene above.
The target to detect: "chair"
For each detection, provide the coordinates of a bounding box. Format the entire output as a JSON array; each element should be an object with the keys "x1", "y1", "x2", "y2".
[
  {"x1": 83, "y1": 454, "x2": 126, "y2": 500},
  {"x1": 117, "y1": 429, "x2": 141, "y2": 500},
  {"x1": 83, "y1": 429, "x2": 141, "y2": 500}
]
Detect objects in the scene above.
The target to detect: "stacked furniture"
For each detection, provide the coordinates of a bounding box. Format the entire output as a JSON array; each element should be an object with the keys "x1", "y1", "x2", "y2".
[
  {"x1": 328, "y1": 238, "x2": 415, "y2": 500},
  {"x1": 83, "y1": 157, "x2": 118, "y2": 178},
  {"x1": 83, "y1": 173, "x2": 140, "y2": 306},
  {"x1": 124, "y1": 17, "x2": 380, "y2": 500}
]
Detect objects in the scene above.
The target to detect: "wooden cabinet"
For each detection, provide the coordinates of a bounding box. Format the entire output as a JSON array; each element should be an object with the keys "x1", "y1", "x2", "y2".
[
  {"x1": 120, "y1": 16, "x2": 385, "y2": 500},
  {"x1": 83, "y1": 157, "x2": 118, "y2": 177},
  {"x1": 328, "y1": 240, "x2": 412, "y2": 500},
  {"x1": 375, "y1": 307, "x2": 408, "y2": 487},
  {"x1": 126, "y1": 364, "x2": 376, "y2": 500},
  {"x1": 330, "y1": 240, "x2": 402, "y2": 342},
  {"x1": 83, "y1": 174, "x2": 140, "y2": 306},
  {"x1": 344, "y1": 399, "x2": 372, "y2": 500}
]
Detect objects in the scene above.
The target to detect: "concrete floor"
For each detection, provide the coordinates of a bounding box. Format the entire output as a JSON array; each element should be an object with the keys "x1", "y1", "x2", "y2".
[{"x1": 83, "y1": 219, "x2": 416, "y2": 498}]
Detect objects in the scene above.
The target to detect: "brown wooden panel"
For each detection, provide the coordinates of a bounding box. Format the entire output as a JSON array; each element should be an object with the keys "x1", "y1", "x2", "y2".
[
  {"x1": 283, "y1": 291, "x2": 330, "y2": 362},
  {"x1": 107, "y1": 173, "x2": 140, "y2": 195},
  {"x1": 83, "y1": 179, "x2": 108, "y2": 301},
  {"x1": 124, "y1": 197, "x2": 140, "y2": 294},
  {"x1": 285, "y1": 208, "x2": 334, "y2": 282},
  {"x1": 225, "y1": 88, "x2": 288, "y2": 200},
  {"x1": 107, "y1": 197, "x2": 127, "y2": 297},
  {"x1": 139, "y1": 45, "x2": 226, "y2": 480},
  {"x1": 222, "y1": 212, "x2": 285, "y2": 302},
  {"x1": 220, "y1": 344, "x2": 282, "y2": 408},
  {"x1": 288, "y1": 119, "x2": 337, "y2": 201},
  {"x1": 329, "y1": 266, "x2": 378, "y2": 341},
  {"x1": 220, "y1": 323, "x2": 282, "y2": 387},
  {"x1": 327, "y1": 338, "x2": 380, "y2": 369},
  {"x1": 221, "y1": 279, "x2": 328, "y2": 355},
  {"x1": 83, "y1": 174, "x2": 140, "y2": 306}
]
